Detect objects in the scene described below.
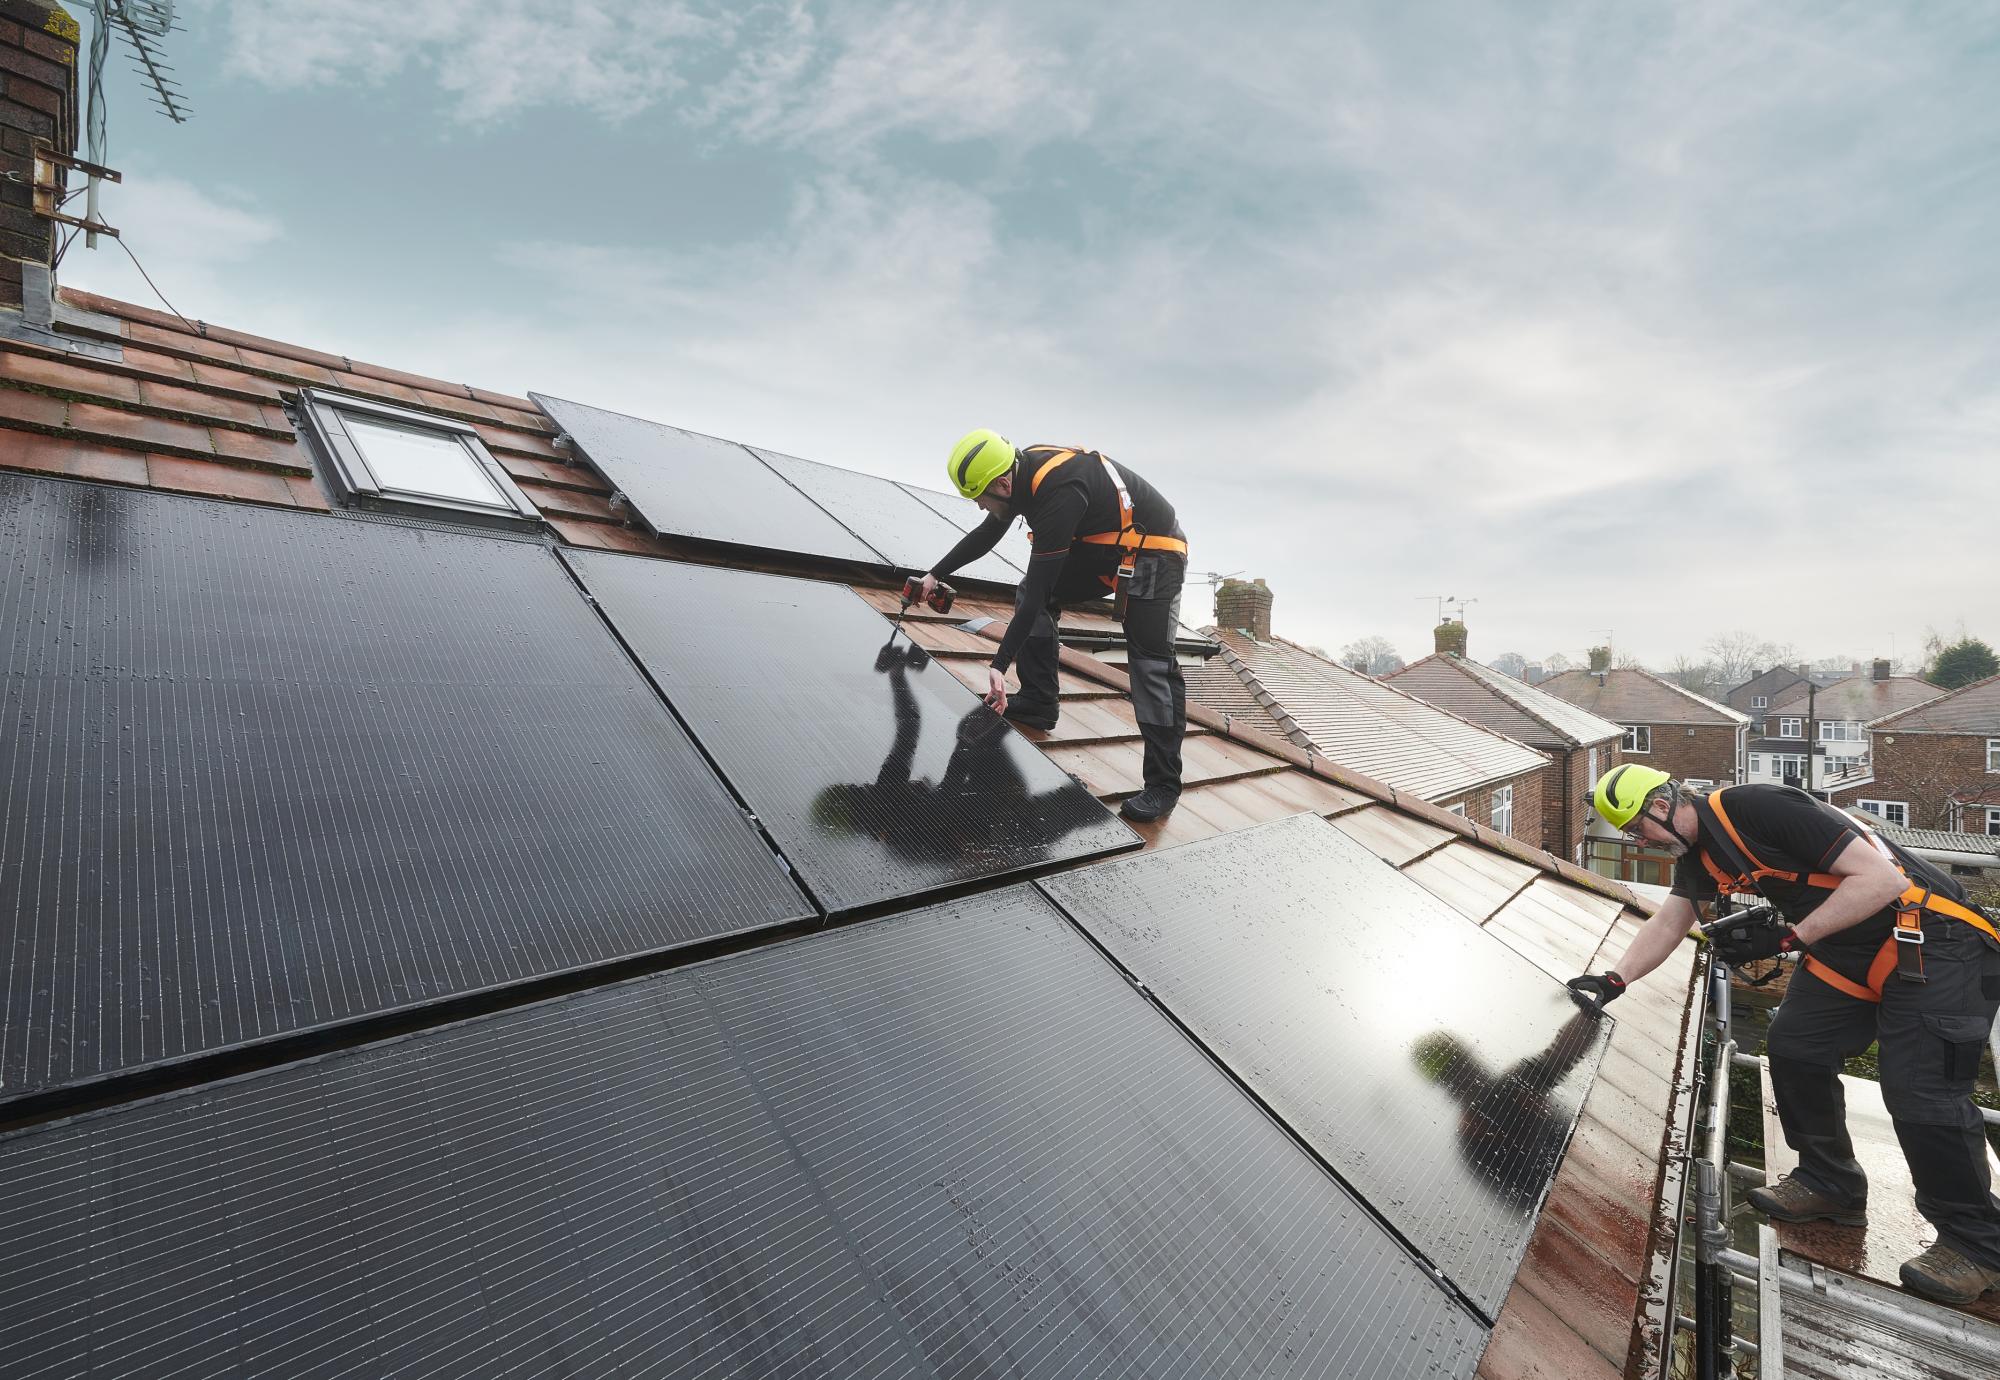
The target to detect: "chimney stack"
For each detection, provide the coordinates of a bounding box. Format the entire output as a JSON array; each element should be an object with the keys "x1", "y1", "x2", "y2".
[
  {"x1": 0, "y1": 2, "x2": 79, "y2": 311},
  {"x1": 1433, "y1": 621, "x2": 1468, "y2": 657},
  {"x1": 1587, "y1": 645, "x2": 1612, "y2": 673},
  {"x1": 1872, "y1": 658, "x2": 1890, "y2": 682},
  {"x1": 1214, "y1": 577, "x2": 1273, "y2": 641}
]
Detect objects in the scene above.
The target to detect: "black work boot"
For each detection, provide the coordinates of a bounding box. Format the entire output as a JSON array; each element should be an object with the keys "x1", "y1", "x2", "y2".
[
  {"x1": 1119, "y1": 786, "x2": 1181, "y2": 822},
  {"x1": 1900, "y1": 1242, "x2": 2000, "y2": 1306},
  {"x1": 1746, "y1": 1174, "x2": 1867, "y2": 1226}
]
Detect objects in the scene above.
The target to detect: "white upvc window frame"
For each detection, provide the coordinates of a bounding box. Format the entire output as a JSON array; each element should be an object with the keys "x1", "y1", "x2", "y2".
[
  {"x1": 1988, "y1": 738, "x2": 2000, "y2": 773},
  {"x1": 1778, "y1": 717, "x2": 1803, "y2": 738},
  {"x1": 1987, "y1": 807, "x2": 2000, "y2": 836},
  {"x1": 1748, "y1": 754, "x2": 1763, "y2": 775},
  {"x1": 1857, "y1": 799, "x2": 1909, "y2": 826},
  {"x1": 1444, "y1": 802, "x2": 1467, "y2": 818},
  {"x1": 1622, "y1": 725, "x2": 1651, "y2": 754},
  {"x1": 1818, "y1": 720, "x2": 1862, "y2": 743},
  {"x1": 1492, "y1": 784, "x2": 1514, "y2": 836},
  {"x1": 1752, "y1": 695, "x2": 1768, "y2": 710},
  {"x1": 298, "y1": 387, "x2": 540, "y2": 528}
]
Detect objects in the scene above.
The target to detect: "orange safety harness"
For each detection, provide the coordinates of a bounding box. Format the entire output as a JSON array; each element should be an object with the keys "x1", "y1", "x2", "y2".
[
  {"x1": 1698, "y1": 786, "x2": 1999, "y2": 1002},
  {"x1": 1027, "y1": 448, "x2": 1188, "y2": 613}
]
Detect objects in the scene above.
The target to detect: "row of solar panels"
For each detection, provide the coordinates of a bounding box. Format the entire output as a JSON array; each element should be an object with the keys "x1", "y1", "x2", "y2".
[
  {"x1": 534, "y1": 393, "x2": 1034, "y2": 584},
  {"x1": 0, "y1": 474, "x2": 1607, "y2": 1377}
]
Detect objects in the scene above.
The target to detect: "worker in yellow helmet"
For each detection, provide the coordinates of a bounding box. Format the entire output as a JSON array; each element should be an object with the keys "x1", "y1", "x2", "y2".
[
  {"x1": 1572, "y1": 765, "x2": 2000, "y2": 1306},
  {"x1": 913, "y1": 429, "x2": 1190, "y2": 822}
]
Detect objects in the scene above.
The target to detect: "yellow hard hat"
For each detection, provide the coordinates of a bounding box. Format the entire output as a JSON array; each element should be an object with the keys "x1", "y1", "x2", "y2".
[
  {"x1": 1588, "y1": 764, "x2": 1672, "y2": 829},
  {"x1": 947, "y1": 429, "x2": 1015, "y2": 499}
]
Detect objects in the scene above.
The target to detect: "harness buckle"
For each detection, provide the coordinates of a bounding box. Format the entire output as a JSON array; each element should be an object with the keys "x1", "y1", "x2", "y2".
[{"x1": 1894, "y1": 924, "x2": 1925, "y2": 945}]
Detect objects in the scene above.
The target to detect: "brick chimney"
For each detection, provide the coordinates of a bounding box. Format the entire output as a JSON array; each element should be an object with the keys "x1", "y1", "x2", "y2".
[
  {"x1": 1433, "y1": 621, "x2": 1467, "y2": 657},
  {"x1": 1872, "y1": 658, "x2": 1890, "y2": 682},
  {"x1": 0, "y1": 2, "x2": 79, "y2": 310},
  {"x1": 1587, "y1": 645, "x2": 1611, "y2": 673},
  {"x1": 1215, "y1": 577, "x2": 1272, "y2": 641}
]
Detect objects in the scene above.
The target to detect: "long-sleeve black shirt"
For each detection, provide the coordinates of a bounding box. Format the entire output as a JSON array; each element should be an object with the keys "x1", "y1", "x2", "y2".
[{"x1": 931, "y1": 445, "x2": 1179, "y2": 672}]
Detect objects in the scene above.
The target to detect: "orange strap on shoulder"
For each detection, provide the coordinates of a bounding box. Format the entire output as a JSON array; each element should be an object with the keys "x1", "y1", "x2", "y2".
[{"x1": 1029, "y1": 449, "x2": 1078, "y2": 495}]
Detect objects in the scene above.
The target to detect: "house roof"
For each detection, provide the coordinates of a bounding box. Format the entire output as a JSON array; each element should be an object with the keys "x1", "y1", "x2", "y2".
[
  {"x1": 1725, "y1": 666, "x2": 1809, "y2": 713},
  {"x1": 1186, "y1": 630, "x2": 1551, "y2": 801},
  {"x1": 1386, "y1": 653, "x2": 1624, "y2": 749},
  {"x1": 1766, "y1": 675, "x2": 1943, "y2": 723},
  {"x1": 1868, "y1": 672, "x2": 2000, "y2": 733},
  {"x1": 1848, "y1": 816, "x2": 2000, "y2": 860},
  {"x1": 0, "y1": 287, "x2": 1700, "y2": 1380},
  {"x1": 1541, "y1": 667, "x2": 1751, "y2": 727}
]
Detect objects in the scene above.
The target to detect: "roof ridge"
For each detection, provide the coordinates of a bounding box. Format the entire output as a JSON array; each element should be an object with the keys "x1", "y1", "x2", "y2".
[
  {"x1": 1413, "y1": 652, "x2": 1622, "y2": 746},
  {"x1": 1871, "y1": 669, "x2": 2000, "y2": 728},
  {"x1": 1630, "y1": 664, "x2": 1750, "y2": 722},
  {"x1": 1205, "y1": 633, "x2": 1315, "y2": 749}
]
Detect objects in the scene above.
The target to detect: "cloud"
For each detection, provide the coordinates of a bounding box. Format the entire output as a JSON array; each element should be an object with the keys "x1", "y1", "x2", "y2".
[{"x1": 60, "y1": 173, "x2": 282, "y2": 323}]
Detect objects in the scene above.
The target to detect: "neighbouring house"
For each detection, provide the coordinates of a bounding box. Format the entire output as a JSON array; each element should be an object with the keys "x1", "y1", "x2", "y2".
[
  {"x1": 1826, "y1": 672, "x2": 2000, "y2": 832},
  {"x1": 0, "y1": 15, "x2": 1699, "y2": 1376},
  {"x1": 1185, "y1": 597, "x2": 1550, "y2": 849},
  {"x1": 1724, "y1": 665, "x2": 1809, "y2": 719},
  {"x1": 1385, "y1": 624, "x2": 1624, "y2": 863},
  {"x1": 1540, "y1": 663, "x2": 1750, "y2": 791},
  {"x1": 1744, "y1": 660, "x2": 1942, "y2": 793}
]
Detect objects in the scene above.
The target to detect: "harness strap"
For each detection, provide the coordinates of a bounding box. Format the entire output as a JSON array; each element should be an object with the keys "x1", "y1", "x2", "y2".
[
  {"x1": 1025, "y1": 448, "x2": 1191, "y2": 554},
  {"x1": 1029, "y1": 448, "x2": 1079, "y2": 494}
]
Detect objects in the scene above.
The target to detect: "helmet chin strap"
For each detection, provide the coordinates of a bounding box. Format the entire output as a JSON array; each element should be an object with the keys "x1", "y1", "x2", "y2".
[{"x1": 1650, "y1": 786, "x2": 1697, "y2": 852}]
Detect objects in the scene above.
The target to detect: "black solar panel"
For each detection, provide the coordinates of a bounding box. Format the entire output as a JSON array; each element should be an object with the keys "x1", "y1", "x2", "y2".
[
  {"x1": 0, "y1": 475, "x2": 811, "y2": 1102},
  {"x1": 1037, "y1": 812, "x2": 1610, "y2": 1320},
  {"x1": 564, "y1": 549, "x2": 1139, "y2": 914},
  {"x1": 531, "y1": 392, "x2": 887, "y2": 565},
  {"x1": 900, "y1": 478, "x2": 1036, "y2": 573},
  {"x1": 753, "y1": 446, "x2": 1023, "y2": 585},
  {"x1": 0, "y1": 887, "x2": 1486, "y2": 1379}
]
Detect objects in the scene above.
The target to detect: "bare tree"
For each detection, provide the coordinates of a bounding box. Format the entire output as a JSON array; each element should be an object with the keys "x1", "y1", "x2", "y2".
[
  {"x1": 1542, "y1": 652, "x2": 1576, "y2": 676},
  {"x1": 1704, "y1": 630, "x2": 1799, "y2": 692},
  {"x1": 1339, "y1": 635, "x2": 1404, "y2": 676},
  {"x1": 1665, "y1": 655, "x2": 1718, "y2": 696},
  {"x1": 1489, "y1": 651, "x2": 1529, "y2": 679}
]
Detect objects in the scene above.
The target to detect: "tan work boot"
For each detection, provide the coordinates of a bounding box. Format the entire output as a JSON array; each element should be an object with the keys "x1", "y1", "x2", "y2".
[
  {"x1": 1746, "y1": 1174, "x2": 1866, "y2": 1226},
  {"x1": 1900, "y1": 1242, "x2": 2000, "y2": 1306}
]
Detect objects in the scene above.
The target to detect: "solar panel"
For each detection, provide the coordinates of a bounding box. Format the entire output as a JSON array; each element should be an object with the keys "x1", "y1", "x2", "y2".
[
  {"x1": 563, "y1": 549, "x2": 1138, "y2": 914},
  {"x1": 900, "y1": 478, "x2": 1035, "y2": 573},
  {"x1": 531, "y1": 392, "x2": 887, "y2": 565},
  {"x1": 1037, "y1": 811, "x2": 1610, "y2": 1320},
  {"x1": 0, "y1": 887, "x2": 1486, "y2": 1379},
  {"x1": 752, "y1": 447, "x2": 1023, "y2": 585},
  {"x1": 0, "y1": 475, "x2": 812, "y2": 1103}
]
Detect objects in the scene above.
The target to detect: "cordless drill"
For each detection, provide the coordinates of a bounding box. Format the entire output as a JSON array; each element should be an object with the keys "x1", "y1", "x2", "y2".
[{"x1": 898, "y1": 576, "x2": 955, "y2": 622}]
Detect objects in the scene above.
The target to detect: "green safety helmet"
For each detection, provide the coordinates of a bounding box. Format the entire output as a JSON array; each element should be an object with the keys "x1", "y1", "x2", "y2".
[
  {"x1": 947, "y1": 428, "x2": 1015, "y2": 499},
  {"x1": 1588, "y1": 763, "x2": 1672, "y2": 829}
]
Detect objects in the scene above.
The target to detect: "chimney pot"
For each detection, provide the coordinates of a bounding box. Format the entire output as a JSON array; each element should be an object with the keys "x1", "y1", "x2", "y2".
[{"x1": 1214, "y1": 577, "x2": 1274, "y2": 641}]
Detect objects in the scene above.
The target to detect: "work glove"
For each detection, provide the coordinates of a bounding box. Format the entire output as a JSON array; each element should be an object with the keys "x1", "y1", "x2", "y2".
[
  {"x1": 1702, "y1": 907, "x2": 1799, "y2": 965},
  {"x1": 1566, "y1": 971, "x2": 1626, "y2": 1014}
]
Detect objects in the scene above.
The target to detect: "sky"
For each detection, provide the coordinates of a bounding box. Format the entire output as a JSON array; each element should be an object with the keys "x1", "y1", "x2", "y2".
[{"x1": 62, "y1": 0, "x2": 2000, "y2": 671}]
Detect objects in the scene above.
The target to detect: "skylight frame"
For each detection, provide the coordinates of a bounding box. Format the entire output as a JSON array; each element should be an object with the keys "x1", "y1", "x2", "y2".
[{"x1": 298, "y1": 387, "x2": 541, "y2": 529}]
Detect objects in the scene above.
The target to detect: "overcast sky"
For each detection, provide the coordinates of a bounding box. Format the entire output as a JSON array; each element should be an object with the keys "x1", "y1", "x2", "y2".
[{"x1": 64, "y1": 1, "x2": 1999, "y2": 671}]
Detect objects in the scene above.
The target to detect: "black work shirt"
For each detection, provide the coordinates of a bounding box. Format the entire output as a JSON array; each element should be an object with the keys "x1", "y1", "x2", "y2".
[
  {"x1": 1672, "y1": 784, "x2": 1968, "y2": 981},
  {"x1": 933, "y1": 445, "x2": 1180, "y2": 671}
]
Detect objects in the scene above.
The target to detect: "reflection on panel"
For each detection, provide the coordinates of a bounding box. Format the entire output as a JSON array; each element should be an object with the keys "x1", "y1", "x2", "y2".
[
  {"x1": 563, "y1": 550, "x2": 1138, "y2": 914},
  {"x1": 531, "y1": 392, "x2": 885, "y2": 564},
  {"x1": 754, "y1": 447, "x2": 1021, "y2": 585},
  {"x1": 0, "y1": 475, "x2": 812, "y2": 1101},
  {"x1": 900, "y1": 479, "x2": 1035, "y2": 574},
  {"x1": 0, "y1": 888, "x2": 1486, "y2": 1380},
  {"x1": 1037, "y1": 811, "x2": 1609, "y2": 1319}
]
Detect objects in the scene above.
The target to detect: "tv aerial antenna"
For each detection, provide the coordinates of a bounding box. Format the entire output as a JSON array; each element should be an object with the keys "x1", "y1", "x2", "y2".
[
  {"x1": 41, "y1": 4, "x2": 192, "y2": 249},
  {"x1": 1418, "y1": 594, "x2": 1478, "y2": 624}
]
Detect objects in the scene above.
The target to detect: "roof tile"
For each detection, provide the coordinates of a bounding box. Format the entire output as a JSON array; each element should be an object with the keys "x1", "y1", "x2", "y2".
[
  {"x1": 1476, "y1": 1280, "x2": 1624, "y2": 1380},
  {"x1": 1540, "y1": 667, "x2": 1749, "y2": 726},
  {"x1": 65, "y1": 401, "x2": 214, "y2": 452},
  {"x1": 146, "y1": 455, "x2": 299, "y2": 506}
]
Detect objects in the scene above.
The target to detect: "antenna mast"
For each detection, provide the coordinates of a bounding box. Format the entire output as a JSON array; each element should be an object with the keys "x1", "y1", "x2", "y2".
[{"x1": 78, "y1": 2, "x2": 191, "y2": 246}]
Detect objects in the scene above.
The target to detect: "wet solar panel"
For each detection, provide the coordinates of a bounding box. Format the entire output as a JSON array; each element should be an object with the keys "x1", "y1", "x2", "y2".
[
  {"x1": 0, "y1": 887, "x2": 1487, "y2": 1379},
  {"x1": 531, "y1": 393, "x2": 887, "y2": 565},
  {"x1": 562, "y1": 549, "x2": 1140, "y2": 914},
  {"x1": 752, "y1": 447, "x2": 1023, "y2": 585},
  {"x1": 1037, "y1": 811, "x2": 1611, "y2": 1320},
  {"x1": 0, "y1": 475, "x2": 812, "y2": 1102},
  {"x1": 900, "y1": 478, "x2": 1036, "y2": 573}
]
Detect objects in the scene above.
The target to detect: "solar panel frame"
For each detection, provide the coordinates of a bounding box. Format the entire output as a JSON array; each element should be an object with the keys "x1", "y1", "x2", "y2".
[
  {"x1": 530, "y1": 392, "x2": 889, "y2": 566},
  {"x1": 752, "y1": 446, "x2": 1023, "y2": 585},
  {"x1": 899, "y1": 479, "x2": 1036, "y2": 574},
  {"x1": 1036, "y1": 810, "x2": 1612, "y2": 1320},
  {"x1": 563, "y1": 548, "x2": 1141, "y2": 914},
  {"x1": 0, "y1": 475, "x2": 813, "y2": 1105},
  {"x1": 0, "y1": 886, "x2": 1487, "y2": 1379}
]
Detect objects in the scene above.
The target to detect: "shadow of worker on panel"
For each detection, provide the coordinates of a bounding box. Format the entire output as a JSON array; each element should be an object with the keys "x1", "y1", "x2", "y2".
[
  {"x1": 1412, "y1": 1007, "x2": 1604, "y2": 1209},
  {"x1": 810, "y1": 638, "x2": 1104, "y2": 876}
]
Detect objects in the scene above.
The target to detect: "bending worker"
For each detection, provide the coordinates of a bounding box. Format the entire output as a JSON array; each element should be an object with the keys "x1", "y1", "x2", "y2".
[
  {"x1": 914, "y1": 429, "x2": 1188, "y2": 823},
  {"x1": 1569, "y1": 766, "x2": 2000, "y2": 1306}
]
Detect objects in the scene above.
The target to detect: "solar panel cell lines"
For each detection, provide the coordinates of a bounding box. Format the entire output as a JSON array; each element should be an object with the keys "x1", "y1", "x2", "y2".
[
  {"x1": 531, "y1": 392, "x2": 886, "y2": 564},
  {"x1": 1038, "y1": 811, "x2": 1610, "y2": 1319},
  {"x1": 753, "y1": 446, "x2": 1023, "y2": 584},
  {"x1": 0, "y1": 888, "x2": 1485, "y2": 1379},
  {"x1": 564, "y1": 549, "x2": 1138, "y2": 913},
  {"x1": 0, "y1": 476, "x2": 810, "y2": 1100},
  {"x1": 901, "y1": 479, "x2": 1036, "y2": 574}
]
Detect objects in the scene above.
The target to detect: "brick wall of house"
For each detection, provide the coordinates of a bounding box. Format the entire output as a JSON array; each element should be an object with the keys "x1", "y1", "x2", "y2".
[
  {"x1": 1540, "y1": 741, "x2": 1623, "y2": 861},
  {"x1": 1439, "y1": 765, "x2": 1545, "y2": 850},
  {"x1": 1855, "y1": 730, "x2": 1998, "y2": 830},
  {"x1": 1629, "y1": 722, "x2": 1740, "y2": 787},
  {"x1": 0, "y1": 2, "x2": 78, "y2": 310}
]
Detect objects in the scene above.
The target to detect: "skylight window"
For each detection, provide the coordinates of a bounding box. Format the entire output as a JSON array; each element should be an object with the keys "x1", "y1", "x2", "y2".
[{"x1": 298, "y1": 388, "x2": 538, "y2": 526}]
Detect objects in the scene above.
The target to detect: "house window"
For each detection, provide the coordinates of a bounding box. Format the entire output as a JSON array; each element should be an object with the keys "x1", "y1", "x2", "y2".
[
  {"x1": 1857, "y1": 800, "x2": 1909, "y2": 826},
  {"x1": 298, "y1": 388, "x2": 539, "y2": 526},
  {"x1": 1818, "y1": 721, "x2": 1862, "y2": 743},
  {"x1": 1752, "y1": 695, "x2": 1768, "y2": 710},
  {"x1": 1587, "y1": 745, "x2": 1599, "y2": 786},
  {"x1": 1492, "y1": 785, "x2": 1514, "y2": 836},
  {"x1": 1988, "y1": 807, "x2": 2000, "y2": 836},
  {"x1": 1989, "y1": 739, "x2": 2000, "y2": 773},
  {"x1": 1683, "y1": 779, "x2": 1714, "y2": 791},
  {"x1": 1444, "y1": 802, "x2": 1467, "y2": 818},
  {"x1": 1778, "y1": 718, "x2": 1802, "y2": 738},
  {"x1": 1748, "y1": 754, "x2": 1763, "y2": 775},
  {"x1": 1771, "y1": 753, "x2": 1806, "y2": 782},
  {"x1": 1622, "y1": 725, "x2": 1651, "y2": 754}
]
